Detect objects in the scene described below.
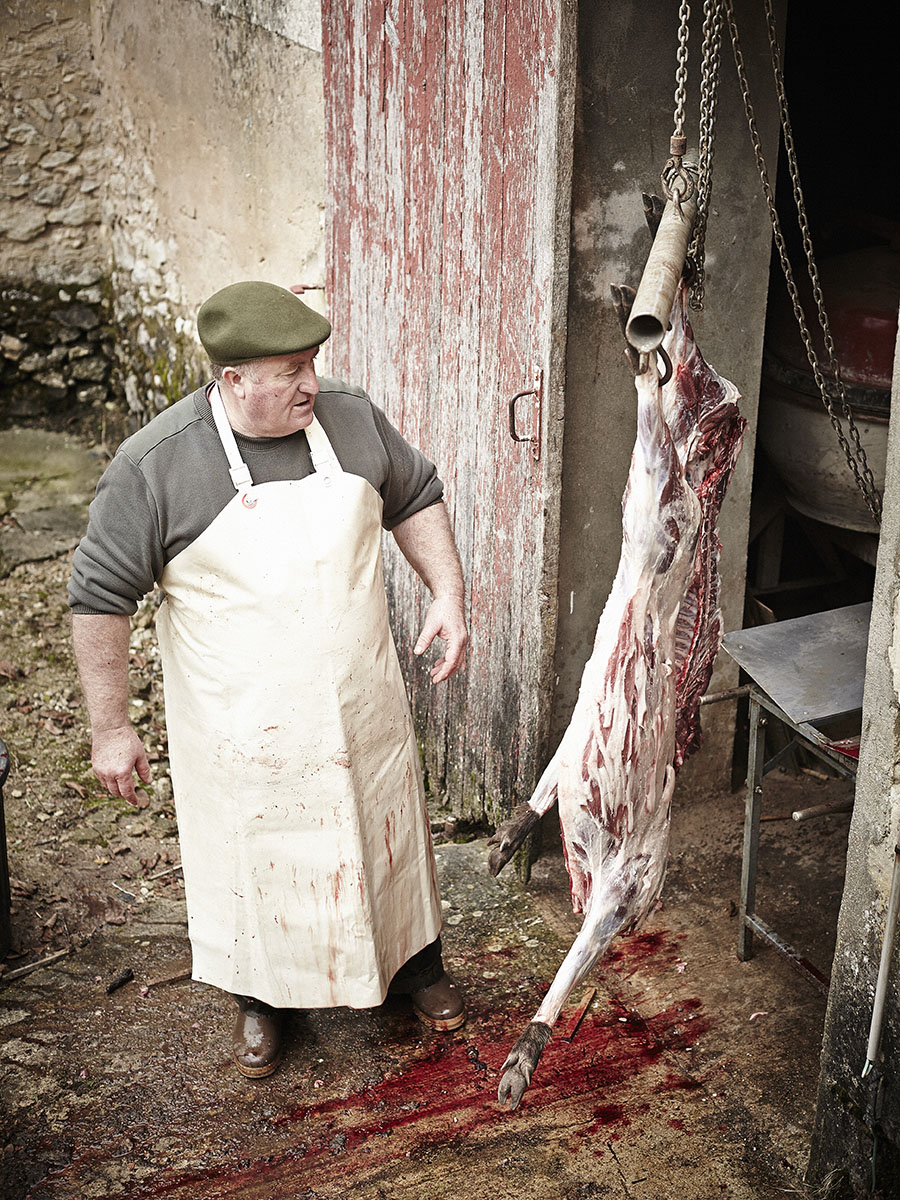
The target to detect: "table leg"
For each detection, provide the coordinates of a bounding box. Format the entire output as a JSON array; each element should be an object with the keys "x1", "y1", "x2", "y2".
[{"x1": 738, "y1": 695, "x2": 766, "y2": 961}]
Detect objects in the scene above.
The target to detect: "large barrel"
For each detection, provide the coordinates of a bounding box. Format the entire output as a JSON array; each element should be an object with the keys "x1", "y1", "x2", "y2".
[{"x1": 757, "y1": 247, "x2": 898, "y2": 533}]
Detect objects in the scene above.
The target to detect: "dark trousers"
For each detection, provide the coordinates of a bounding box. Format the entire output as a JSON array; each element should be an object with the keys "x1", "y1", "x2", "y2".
[{"x1": 234, "y1": 936, "x2": 444, "y2": 1014}]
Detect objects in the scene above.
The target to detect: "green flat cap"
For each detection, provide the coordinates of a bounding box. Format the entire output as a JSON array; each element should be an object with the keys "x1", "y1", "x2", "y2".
[{"x1": 197, "y1": 281, "x2": 331, "y2": 365}]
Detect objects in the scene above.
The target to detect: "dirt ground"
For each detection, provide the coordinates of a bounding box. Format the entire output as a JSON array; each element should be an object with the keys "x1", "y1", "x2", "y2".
[
  {"x1": 0, "y1": 428, "x2": 857, "y2": 1200},
  {"x1": 0, "y1": 501, "x2": 182, "y2": 982}
]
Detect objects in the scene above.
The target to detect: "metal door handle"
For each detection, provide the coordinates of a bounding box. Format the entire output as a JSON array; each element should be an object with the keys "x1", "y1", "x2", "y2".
[{"x1": 508, "y1": 377, "x2": 543, "y2": 461}]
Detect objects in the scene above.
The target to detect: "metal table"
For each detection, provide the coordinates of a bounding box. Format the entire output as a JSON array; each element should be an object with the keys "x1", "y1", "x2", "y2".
[{"x1": 721, "y1": 602, "x2": 870, "y2": 993}]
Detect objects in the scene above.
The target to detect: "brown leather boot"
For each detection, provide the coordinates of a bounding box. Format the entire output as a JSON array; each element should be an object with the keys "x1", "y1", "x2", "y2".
[
  {"x1": 411, "y1": 972, "x2": 466, "y2": 1031},
  {"x1": 232, "y1": 997, "x2": 284, "y2": 1078}
]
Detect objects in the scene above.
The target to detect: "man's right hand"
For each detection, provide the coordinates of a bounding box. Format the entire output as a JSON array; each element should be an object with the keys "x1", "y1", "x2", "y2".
[
  {"x1": 72, "y1": 613, "x2": 152, "y2": 808},
  {"x1": 91, "y1": 725, "x2": 152, "y2": 806}
]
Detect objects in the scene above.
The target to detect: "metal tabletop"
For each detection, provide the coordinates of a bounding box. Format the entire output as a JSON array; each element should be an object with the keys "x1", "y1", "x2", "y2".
[{"x1": 721, "y1": 601, "x2": 871, "y2": 726}]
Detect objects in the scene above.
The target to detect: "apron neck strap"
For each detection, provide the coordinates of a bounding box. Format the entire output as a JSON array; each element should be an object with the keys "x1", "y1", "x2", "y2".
[
  {"x1": 210, "y1": 384, "x2": 343, "y2": 489},
  {"x1": 210, "y1": 385, "x2": 254, "y2": 492},
  {"x1": 304, "y1": 415, "x2": 341, "y2": 481}
]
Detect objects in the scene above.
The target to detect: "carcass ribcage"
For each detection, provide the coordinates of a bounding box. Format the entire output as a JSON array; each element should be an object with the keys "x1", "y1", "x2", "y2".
[{"x1": 664, "y1": 288, "x2": 746, "y2": 767}]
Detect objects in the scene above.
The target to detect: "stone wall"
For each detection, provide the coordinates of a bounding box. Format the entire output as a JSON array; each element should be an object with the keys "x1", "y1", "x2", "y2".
[
  {"x1": 0, "y1": 0, "x2": 112, "y2": 428},
  {"x1": 0, "y1": 281, "x2": 113, "y2": 424},
  {"x1": 1, "y1": 0, "x2": 326, "y2": 430},
  {"x1": 90, "y1": 0, "x2": 327, "y2": 425},
  {"x1": 0, "y1": 0, "x2": 104, "y2": 281}
]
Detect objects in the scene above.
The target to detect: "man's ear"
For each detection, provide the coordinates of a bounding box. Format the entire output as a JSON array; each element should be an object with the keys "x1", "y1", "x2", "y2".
[{"x1": 222, "y1": 366, "x2": 245, "y2": 398}]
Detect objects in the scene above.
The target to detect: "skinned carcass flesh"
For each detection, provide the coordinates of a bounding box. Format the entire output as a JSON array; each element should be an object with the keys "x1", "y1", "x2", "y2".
[{"x1": 490, "y1": 284, "x2": 746, "y2": 1109}]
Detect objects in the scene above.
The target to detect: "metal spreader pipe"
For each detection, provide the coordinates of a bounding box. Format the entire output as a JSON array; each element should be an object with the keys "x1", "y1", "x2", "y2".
[
  {"x1": 626, "y1": 162, "x2": 698, "y2": 355},
  {"x1": 862, "y1": 844, "x2": 900, "y2": 1078}
]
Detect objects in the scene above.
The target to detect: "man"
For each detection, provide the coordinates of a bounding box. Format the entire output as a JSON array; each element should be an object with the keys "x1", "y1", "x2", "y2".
[{"x1": 69, "y1": 281, "x2": 468, "y2": 1078}]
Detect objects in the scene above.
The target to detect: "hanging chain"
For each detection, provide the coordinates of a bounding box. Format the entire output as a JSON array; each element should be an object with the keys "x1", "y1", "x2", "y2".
[
  {"x1": 662, "y1": 1, "x2": 696, "y2": 216},
  {"x1": 673, "y1": 0, "x2": 690, "y2": 142},
  {"x1": 687, "y1": 0, "x2": 724, "y2": 309},
  {"x1": 723, "y1": 0, "x2": 882, "y2": 525},
  {"x1": 761, "y1": 0, "x2": 881, "y2": 522}
]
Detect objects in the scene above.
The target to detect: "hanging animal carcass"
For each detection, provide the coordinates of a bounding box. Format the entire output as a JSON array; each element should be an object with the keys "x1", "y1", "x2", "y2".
[{"x1": 488, "y1": 282, "x2": 746, "y2": 1109}]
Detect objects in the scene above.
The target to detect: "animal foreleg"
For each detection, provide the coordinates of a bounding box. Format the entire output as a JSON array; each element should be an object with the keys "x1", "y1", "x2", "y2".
[
  {"x1": 497, "y1": 900, "x2": 626, "y2": 1110},
  {"x1": 487, "y1": 747, "x2": 561, "y2": 877}
]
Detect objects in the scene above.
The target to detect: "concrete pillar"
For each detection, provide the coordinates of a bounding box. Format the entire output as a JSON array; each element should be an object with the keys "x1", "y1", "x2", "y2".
[{"x1": 807, "y1": 321, "x2": 900, "y2": 1196}]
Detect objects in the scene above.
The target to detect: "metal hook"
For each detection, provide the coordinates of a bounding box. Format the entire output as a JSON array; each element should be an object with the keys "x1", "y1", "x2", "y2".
[
  {"x1": 657, "y1": 344, "x2": 673, "y2": 386},
  {"x1": 635, "y1": 348, "x2": 671, "y2": 386}
]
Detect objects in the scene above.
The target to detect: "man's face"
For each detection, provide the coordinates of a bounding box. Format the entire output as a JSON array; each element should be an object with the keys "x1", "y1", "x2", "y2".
[{"x1": 224, "y1": 347, "x2": 320, "y2": 437}]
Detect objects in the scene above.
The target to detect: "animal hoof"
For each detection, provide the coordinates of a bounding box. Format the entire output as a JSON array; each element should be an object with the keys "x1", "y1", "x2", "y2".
[
  {"x1": 487, "y1": 805, "x2": 541, "y2": 877},
  {"x1": 497, "y1": 1063, "x2": 529, "y2": 1110},
  {"x1": 496, "y1": 1021, "x2": 552, "y2": 1111}
]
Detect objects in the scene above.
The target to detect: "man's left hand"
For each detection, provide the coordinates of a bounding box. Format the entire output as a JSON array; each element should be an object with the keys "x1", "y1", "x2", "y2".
[{"x1": 414, "y1": 594, "x2": 468, "y2": 683}]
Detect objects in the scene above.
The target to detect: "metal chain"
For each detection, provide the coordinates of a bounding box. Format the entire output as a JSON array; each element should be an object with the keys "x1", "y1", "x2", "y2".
[
  {"x1": 760, "y1": 0, "x2": 881, "y2": 522},
  {"x1": 663, "y1": 1, "x2": 696, "y2": 215},
  {"x1": 673, "y1": 0, "x2": 691, "y2": 140},
  {"x1": 688, "y1": 0, "x2": 724, "y2": 309},
  {"x1": 723, "y1": 0, "x2": 882, "y2": 525}
]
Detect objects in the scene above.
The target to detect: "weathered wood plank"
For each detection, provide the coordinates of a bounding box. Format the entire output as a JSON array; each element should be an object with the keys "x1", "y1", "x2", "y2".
[{"x1": 322, "y1": 0, "x2": 574, "y2": 822}]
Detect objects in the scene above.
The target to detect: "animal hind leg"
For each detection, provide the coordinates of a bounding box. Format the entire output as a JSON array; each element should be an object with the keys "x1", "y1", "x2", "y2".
[
  {"x1": 497, "y1": 901, "x2": 627, "y2": 1110},
  {"x1": 497, "y1": 1022, "x2": 553, "y2": 1110}
]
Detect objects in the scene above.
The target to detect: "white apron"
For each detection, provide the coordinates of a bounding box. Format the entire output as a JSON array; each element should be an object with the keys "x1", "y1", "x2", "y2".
[{"x1": 156, "y1": 388, "x2": 442, "y2": 1009}]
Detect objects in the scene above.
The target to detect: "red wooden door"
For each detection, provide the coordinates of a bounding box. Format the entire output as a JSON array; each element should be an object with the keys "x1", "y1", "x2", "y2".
[{"x1": 322, "y1": 0, "x2": 574, "y2": 822}]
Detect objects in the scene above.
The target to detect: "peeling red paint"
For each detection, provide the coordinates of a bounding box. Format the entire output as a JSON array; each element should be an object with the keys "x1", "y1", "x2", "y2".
[{"x1": 321, "y1": 0, "x2": 571, "y2": 816}]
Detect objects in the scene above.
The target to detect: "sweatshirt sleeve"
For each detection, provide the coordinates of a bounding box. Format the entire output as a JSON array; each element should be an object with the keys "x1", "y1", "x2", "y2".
[
  {"x1": 369, "y1": 402, "x2": 444, "y2": 529},
  {"x1": 68, "y1": 452, "x2": 166, "y2": 615}
]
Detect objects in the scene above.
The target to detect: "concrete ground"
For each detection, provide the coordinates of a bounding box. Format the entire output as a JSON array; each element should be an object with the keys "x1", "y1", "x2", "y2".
[{"x1": 0, "y1": 428, "x2": 854, "y2": 1199}]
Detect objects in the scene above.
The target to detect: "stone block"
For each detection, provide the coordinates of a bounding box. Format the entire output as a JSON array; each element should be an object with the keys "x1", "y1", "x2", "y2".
[
  {"x1": 33, "y1": 182, "x2": 67, "y2": 206},
  {"x1": 5, "y1": 124, "x2": 39, "y2": 145},
  {"x1": 76, "y1": 385, "x2": 107, "y2": 405},
  {"x1": 38, "y1": 150, "x2": 75, "y2": 169},
  {"x1": 52, "y1": 304, "x2": 100, "y2": 330},
  {"x1": 33, "y1": 370, "x2": 69, "y2": 396},
  {"x1": 70, "y1": 356, "x2": 107, "y2": 382},
  {"x1": 0, "y1": 207, "x2": 47, "y2": 242},
  {"x1": 59, "y1": 119, "x2": 83, "y2": 149},
  {"x1": 1, "y1": 334, "x2": 25, "y2": 360},
  {"x1": 46, "y1": 195, "x2": 100, "y2": 226}
]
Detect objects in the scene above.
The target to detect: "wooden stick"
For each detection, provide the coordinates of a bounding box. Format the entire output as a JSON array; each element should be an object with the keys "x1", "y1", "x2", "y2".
[
  {"x1": 147, "y1": 862, "x2": 183, "y2": 881},
  {"x1": 0, "y1": 947, "x2": 70, "y2": 985},
  {"x1": 145, "y1": 965, "x2": 192, "y2": 989},
  {"x1": 560, "y1": 986, "x2": 597, "y2": 1042}
]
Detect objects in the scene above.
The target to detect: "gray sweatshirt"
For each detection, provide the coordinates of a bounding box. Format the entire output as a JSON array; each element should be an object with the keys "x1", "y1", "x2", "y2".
[{"x1": 68, "y1": 379, "x2": 444, "y2": 615}]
